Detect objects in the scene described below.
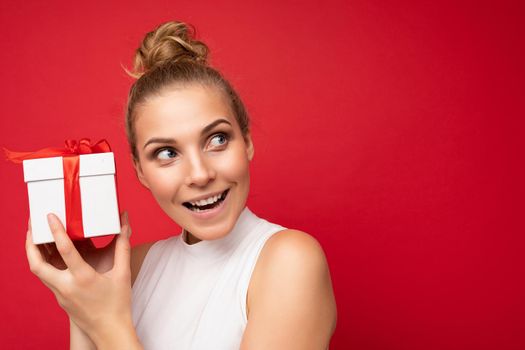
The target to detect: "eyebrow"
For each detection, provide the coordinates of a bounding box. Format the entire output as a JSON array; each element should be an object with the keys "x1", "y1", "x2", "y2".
[{"x1": 143, "y1": 118, "x2": 232, "y2": 150}]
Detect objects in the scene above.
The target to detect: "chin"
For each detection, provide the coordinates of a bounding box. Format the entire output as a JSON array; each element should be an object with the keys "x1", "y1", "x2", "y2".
[
  {"x1": 175, "y1": 204, "x2": 238, "y2": 238},
  {"x1": 186, "y1": 218, "x2": 235, "y2": 241}
]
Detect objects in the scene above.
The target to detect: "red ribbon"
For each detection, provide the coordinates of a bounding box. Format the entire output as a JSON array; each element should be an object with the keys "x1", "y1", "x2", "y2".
[{"x1": 4, "y1": 139, "x2": 111, "y2": 240}]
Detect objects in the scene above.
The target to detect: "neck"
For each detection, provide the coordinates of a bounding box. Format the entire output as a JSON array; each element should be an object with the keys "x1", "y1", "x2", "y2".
[{"x1": 184, "y1": 230, "x2": 202, "y2": 245}]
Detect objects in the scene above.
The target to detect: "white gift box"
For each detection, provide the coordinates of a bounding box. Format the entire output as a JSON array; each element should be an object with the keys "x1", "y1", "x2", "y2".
[{"x1": 23, "y1": 152, "x2": 121, "y2": 244}]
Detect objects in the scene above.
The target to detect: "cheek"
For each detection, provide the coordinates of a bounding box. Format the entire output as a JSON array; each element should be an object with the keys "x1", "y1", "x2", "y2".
[
  {"x1": 142, "y1": 166, "x2": 184, "y2": 200},
  {"x1": 216, "y1": 148, "x2": 250, "y2": 181}
]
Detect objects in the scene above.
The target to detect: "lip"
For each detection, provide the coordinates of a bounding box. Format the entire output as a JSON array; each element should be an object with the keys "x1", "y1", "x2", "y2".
[
  {"x1": 183, "y1": 189, "x2": 230, "y2": 220},
  {"x1": 183, "y1": 189, "x2": 228, "y2": 204}
]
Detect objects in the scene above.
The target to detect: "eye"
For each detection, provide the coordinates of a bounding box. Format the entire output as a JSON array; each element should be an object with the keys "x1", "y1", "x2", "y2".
[
  {"x1": 209, "y1": 133, "x2": 229, "y2": 148},
  {"x1": 155, "y1": 147, "x2": 177, "y2": 160}
]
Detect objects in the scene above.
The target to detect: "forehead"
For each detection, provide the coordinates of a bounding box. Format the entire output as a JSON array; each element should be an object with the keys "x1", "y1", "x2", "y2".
[{"x1": 134, "y1": 85, "x2": 237, "y2": 144}]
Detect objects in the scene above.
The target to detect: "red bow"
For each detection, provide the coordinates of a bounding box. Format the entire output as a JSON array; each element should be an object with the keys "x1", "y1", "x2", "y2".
[{"x1": 4, "y1": 139, "x2": 112, "y2": 240}]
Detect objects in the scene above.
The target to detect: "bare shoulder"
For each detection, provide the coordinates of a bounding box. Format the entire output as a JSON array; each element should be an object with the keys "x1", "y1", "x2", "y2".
[
  {"x1": 243, "y1": 229, "x2": 337, "y2": 349},
  {"x1": 262, "y1": 229, "x2": 327, "y2": 263},
  {"x1": 131, "y1": 241, "x2": 156, "y2": 287},
  {"x1": 252, "y1": 229, "x2": 330, "y2": 282}
]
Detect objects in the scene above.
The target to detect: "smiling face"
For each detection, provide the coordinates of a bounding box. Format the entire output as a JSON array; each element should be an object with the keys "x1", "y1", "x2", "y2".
[{"x1": 133, "y1": 84, "x2": 254, "y2": 243}]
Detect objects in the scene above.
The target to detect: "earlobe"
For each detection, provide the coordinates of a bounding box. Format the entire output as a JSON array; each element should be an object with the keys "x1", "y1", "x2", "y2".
[
  {"x1": 248, "y1": 144, "x2": 254, "y2": 161},
  {"x1": 133, "y1": 158, "x2": 150, "y2": 189},
  {"x1": 245, "y1": 133, "x2": 255, "y2": 161}
]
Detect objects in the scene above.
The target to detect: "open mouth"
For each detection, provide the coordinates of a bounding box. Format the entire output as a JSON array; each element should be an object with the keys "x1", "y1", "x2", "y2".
[{"x1": 182, "y1": 189, "x2": 230, "y2": 212}]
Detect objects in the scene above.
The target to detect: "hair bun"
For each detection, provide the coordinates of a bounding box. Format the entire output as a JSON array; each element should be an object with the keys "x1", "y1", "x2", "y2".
[{"x1": 127, "y1": 21, "x2": 209, "y2": 79}]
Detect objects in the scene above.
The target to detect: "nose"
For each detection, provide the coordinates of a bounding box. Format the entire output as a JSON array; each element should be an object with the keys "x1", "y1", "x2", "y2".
[{"x1": 184, "y1": 151, "x2": 216, "y2": 187}]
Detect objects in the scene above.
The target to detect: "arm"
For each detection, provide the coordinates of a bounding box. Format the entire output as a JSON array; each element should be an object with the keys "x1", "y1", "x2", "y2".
[{"x1": 240, "y1": 229, "x2": 337, "y2": 350}]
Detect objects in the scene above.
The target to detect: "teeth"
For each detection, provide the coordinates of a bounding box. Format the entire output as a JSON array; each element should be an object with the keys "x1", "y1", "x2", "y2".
[{"x1": 190, "y1": 192, "x2": 223, "y2": 207}]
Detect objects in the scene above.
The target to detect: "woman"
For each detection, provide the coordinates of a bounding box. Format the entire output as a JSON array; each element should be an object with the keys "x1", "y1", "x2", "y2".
[{"x1": 26, "y1": 20, "x2": 337, "y2": 349}]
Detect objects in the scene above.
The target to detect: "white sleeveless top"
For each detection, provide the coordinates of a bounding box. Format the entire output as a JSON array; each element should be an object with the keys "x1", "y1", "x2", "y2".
[{"x1": 131, "y1": 207, "x2": 287, "y2": 350}]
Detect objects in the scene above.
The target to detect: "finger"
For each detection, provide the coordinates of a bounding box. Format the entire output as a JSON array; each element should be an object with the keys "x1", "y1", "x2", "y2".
[
  {"x1": 25, "y1": 229, "x2": 63, "y2": 286},
  {"x1": 28, "y1": 220, "x2": 55, "y2": 265},
  {"x1": 28, "y1": 218, "x2": 49, "y2": 259},
  {"x1": 119, "y1": 211, "x2": 132, "y2": 237},
  {"x1": 41, "y1": 279, "x2": 61, "y2": 295},
  {"x1": 37, "y1": 268, "x2": 62, "y2": 295},
  {"x1": 47, "y1": 214, "x2": 94, "y2": 276},
  {"x1": 114, "y1": 211, "x2": 131, "y2": 275},
  {"x1": 37, "y1": 276, "x2": 65, "y2": 306}
]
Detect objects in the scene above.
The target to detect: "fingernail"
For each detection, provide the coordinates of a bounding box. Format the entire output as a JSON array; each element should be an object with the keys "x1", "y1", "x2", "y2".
[
  {"x1": 47, "y1": 214, "x2": 58, "y2": 228},
  {"x1": 125, "y1": 212, "x2": 132, "y2": 237}
]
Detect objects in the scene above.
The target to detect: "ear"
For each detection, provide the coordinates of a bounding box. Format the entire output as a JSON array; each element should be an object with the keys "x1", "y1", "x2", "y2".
[
  {"x1": 244, "y1": 132, "x2": 255, "y2": 161},
  {"x1": 133, "y1": 157, "x2": 150, "y2": 189}
]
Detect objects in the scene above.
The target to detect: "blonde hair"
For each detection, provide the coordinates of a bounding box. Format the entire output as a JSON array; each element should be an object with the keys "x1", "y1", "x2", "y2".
[{"x1": 125, "y1": 20, "x2": 250, "y2": 159}]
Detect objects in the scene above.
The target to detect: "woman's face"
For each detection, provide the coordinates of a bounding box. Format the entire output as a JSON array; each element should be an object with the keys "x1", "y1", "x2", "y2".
[{"x1": 133, "y1": 84, "x2": 254, "y2": 241}]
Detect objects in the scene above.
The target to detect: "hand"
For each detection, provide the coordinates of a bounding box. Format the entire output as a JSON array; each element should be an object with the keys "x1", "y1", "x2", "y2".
[
  {"x1": 25, "y1": 212, "x2": 139, "y2": 348},
  {"x1": 33, "y1": 219, "x2": 124, "y2": 350},
  {"x1": 37, "y1": 218, "x2": 125, "y2": 275}
]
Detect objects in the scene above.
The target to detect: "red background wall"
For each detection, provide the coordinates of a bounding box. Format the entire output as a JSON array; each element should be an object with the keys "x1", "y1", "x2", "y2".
[{"x1": 1, "y1": 1, "x2": 523, "y2": 349}]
